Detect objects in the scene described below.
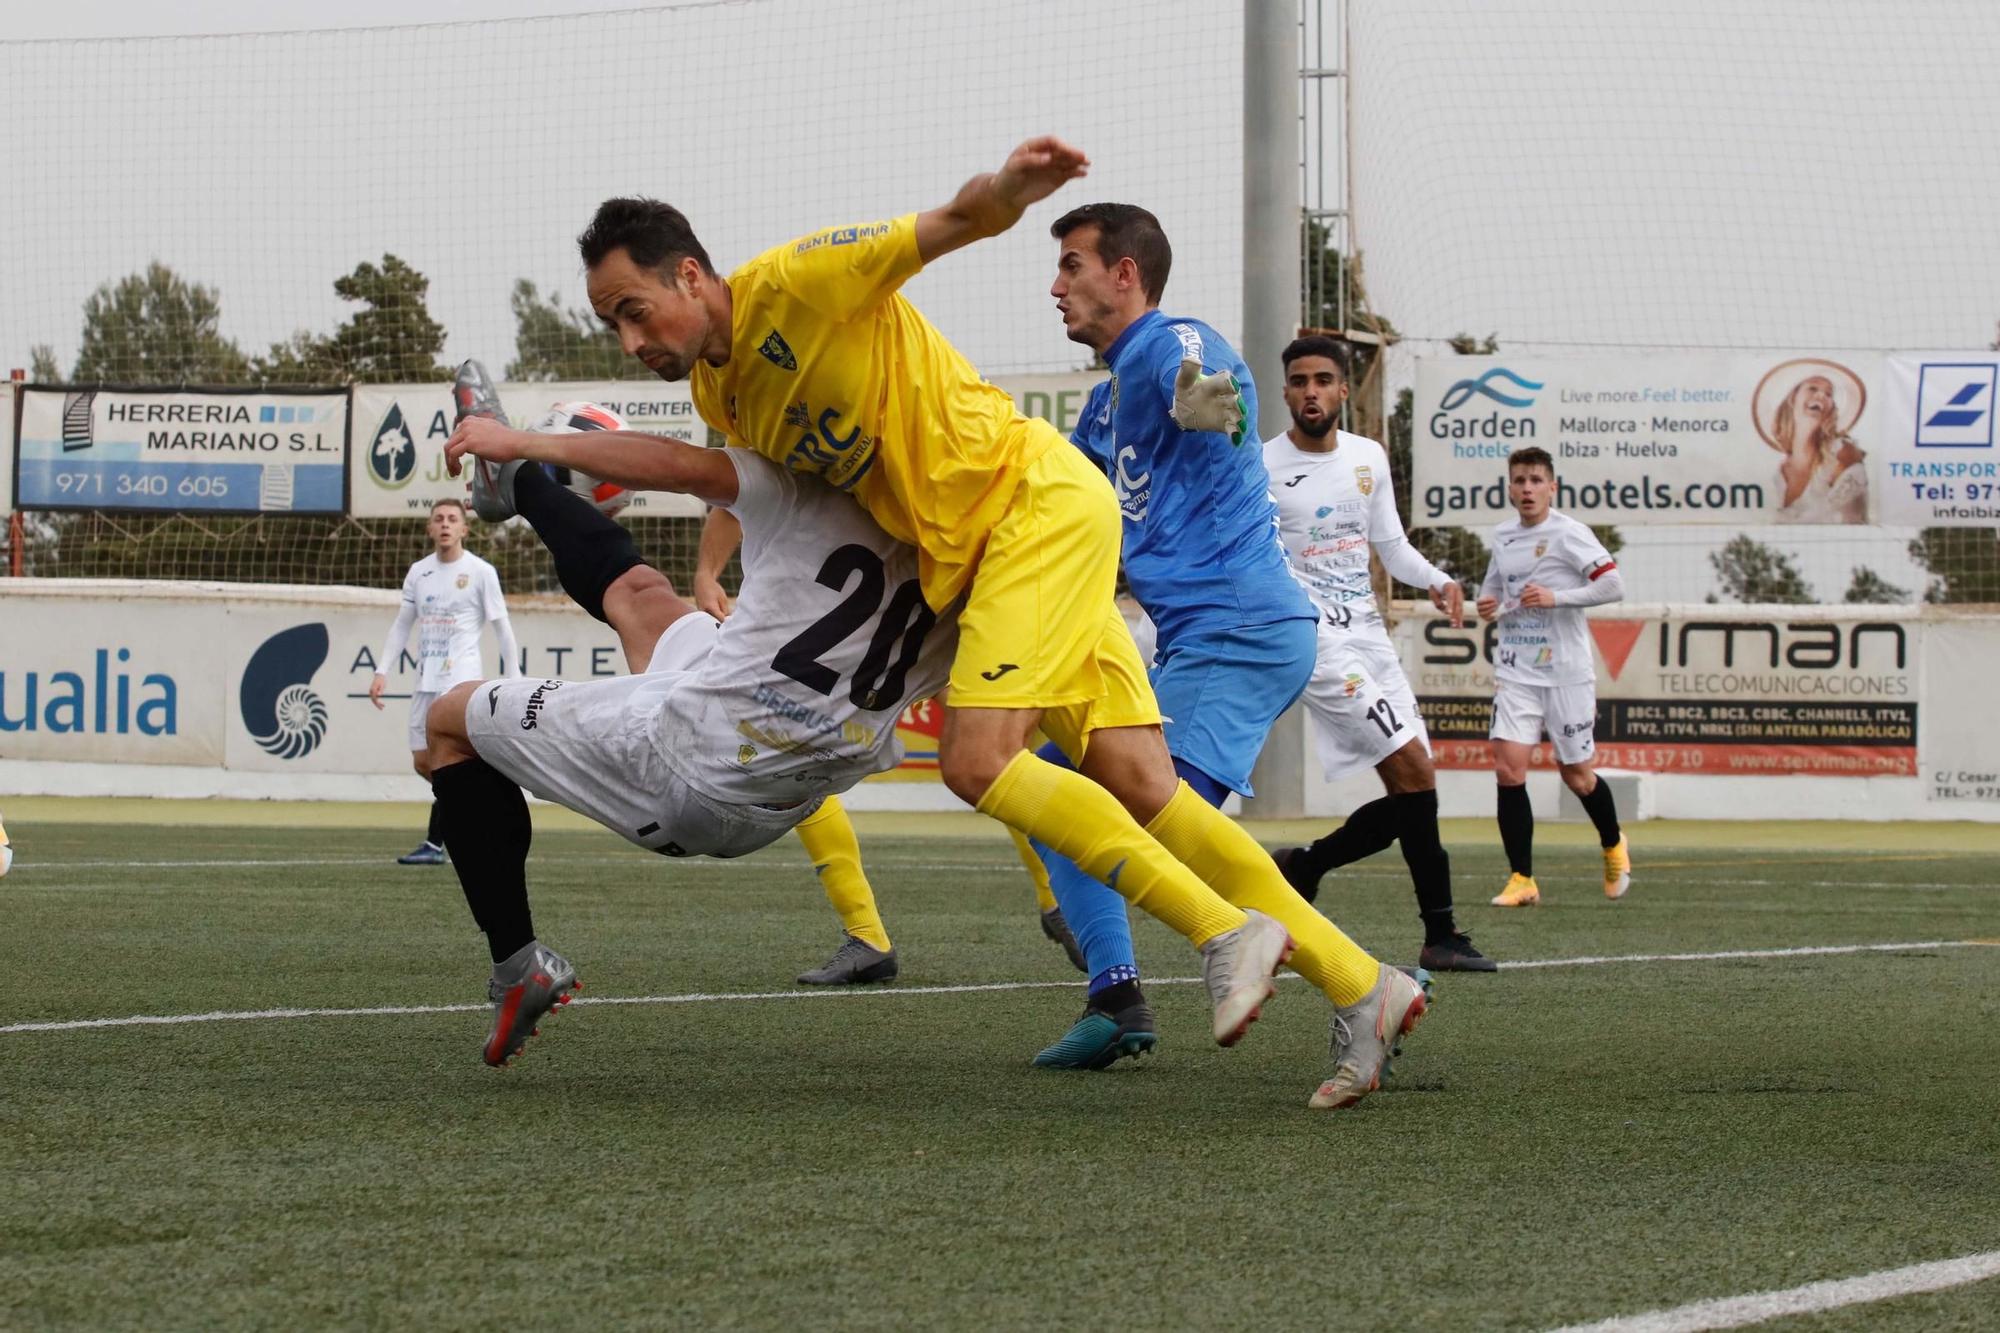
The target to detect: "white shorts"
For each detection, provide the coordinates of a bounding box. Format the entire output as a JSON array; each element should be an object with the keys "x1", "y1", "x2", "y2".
[
  {"x1": 1301, "y1": 628, "x2": 1430, "y2": 782},
  {"x1": 408, "y1": 691, "x2": 438, "y2": 753},
  {"x1": 1489, "y1": 679, "x2": 1599, "y2": 765},
  {"x1": 464, "y1": 612, "x2": 817, "y2": 859}
]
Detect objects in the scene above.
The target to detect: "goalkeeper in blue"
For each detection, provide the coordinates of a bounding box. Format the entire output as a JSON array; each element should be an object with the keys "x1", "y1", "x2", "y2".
[{"x1": 1023, "y1": 203, "x2": 1321, "y2": 1070}]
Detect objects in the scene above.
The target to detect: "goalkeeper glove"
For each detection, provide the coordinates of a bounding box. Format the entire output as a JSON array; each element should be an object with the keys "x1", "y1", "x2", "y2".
[{"x1": 1172, "y1": 358, "x2": 1248, "y2": 445}]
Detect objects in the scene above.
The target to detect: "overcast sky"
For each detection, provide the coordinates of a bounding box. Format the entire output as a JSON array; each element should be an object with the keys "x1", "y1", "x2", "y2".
[
  {"x1": 7, "y1": 0, "x2": 1997, "y2": 600},
  {"x1": 2, "y1": 0, "x2": 641, "y2": 40}
]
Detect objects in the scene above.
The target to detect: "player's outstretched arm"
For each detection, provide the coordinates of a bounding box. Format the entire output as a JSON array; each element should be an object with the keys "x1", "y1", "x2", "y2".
[
  {"x1": 915, "y1": 135, "x2": 1089, "y2": 264},
  {"x1": 445, "y1": 417, "x2": 739, "y2": 506}
]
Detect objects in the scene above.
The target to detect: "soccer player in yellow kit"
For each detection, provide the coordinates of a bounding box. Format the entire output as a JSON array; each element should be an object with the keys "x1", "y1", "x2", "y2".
[{"x1": 453, "y1": 137, "x2": 1424, "y2": 1107}]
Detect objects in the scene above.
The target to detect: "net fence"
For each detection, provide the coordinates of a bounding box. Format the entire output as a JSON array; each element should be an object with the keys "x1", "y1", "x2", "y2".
[
  {"x1": 8, "y1": 0, "x2": 1998, "y2": 608},
  {"x1": 1345, "y1": 0, "x2": 2000, "y2": 606},
  {"x1": 1, "y1": 0, "x2": 1236, "y2": 589}
]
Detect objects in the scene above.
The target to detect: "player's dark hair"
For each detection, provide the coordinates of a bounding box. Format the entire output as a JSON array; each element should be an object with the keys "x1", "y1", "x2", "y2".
[
  {"x1": 1508, "y1": 446, "x2": 1555, "y2": 478},
  {"x1": 430, "y1": 497, "x2": 467, "y2": 517},
  {"x1": 1049, "y1": 203, "x2": 1172, "y2": 304},
  {"x1": 579, "y1": 197, "x2": 715, "y2": 278},
  {"x1": 1281, "y1": 335, "x2": 1350, "y2": 380}
]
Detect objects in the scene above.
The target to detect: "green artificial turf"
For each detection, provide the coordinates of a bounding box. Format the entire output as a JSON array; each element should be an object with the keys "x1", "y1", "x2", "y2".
[{"x1": 4, "y1": 816, "x2": 1997, "y2": 1330}]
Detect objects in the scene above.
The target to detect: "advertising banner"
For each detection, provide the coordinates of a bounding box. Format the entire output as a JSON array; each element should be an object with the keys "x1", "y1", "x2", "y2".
[
  {"x1": 0, "y1": 594, "x2": 229, "y2": 764},
  {"x1": 1412, "y1": 354, "x2": 1884, "y2": 527},
  {"x1": 1002, "y1": 372, "x2": 1108, "y2": 438},
  {"x1": 1875, "y1": 354, "x2": 2000, "y2": 526},
  {"x1": 1398, "y1": 606, "x2": 1917, "y2": 777},
  {"x1": 348, "y1": 381, "x2": 710, "y2": 519},
  {"x1": 14, "y1": 387, "x2": 347, "y2": 513},
  {"x1": 1921, "y1": 618, "x2": 2000, "y2": 805},
  {"x1": 0, "y1": 582, "x2": 948, "y2": 782},
  {"x1": 348, "y1": 374, "x2": 1107, "y2": 521}
]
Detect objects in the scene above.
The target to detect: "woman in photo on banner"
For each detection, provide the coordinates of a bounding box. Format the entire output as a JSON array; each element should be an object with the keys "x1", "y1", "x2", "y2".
[{"x1": 1753, "y1": 358, "x2": 1869, "y2": 523}]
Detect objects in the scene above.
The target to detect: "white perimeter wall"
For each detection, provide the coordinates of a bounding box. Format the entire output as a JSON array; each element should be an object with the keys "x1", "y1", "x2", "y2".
[{"x1": 2, "y1": 581, "x2": 1995, "y2": 821}]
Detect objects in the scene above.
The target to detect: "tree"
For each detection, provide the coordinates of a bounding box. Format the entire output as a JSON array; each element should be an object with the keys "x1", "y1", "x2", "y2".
[
  {"x1": 505, "y1": 280, "x2": 651, "y2": 381},
  {"x1": 70, "y1": 262, "x2": 250, "y2": 384},
  {"x1": 29, "y1": 344, "x2": 61, "y2": 382},
  {"x1": 1907, "y1": 528, "x2": 2000, "y2": 604},
  {"x1": 1708, "y1": 535, "x2": 1814, "y2": 603},
  {"x1": 1842, "y1": 565, "x2": 1909, "y2": 604},
  {"x1": 254, "y1": 254, "x2": 449, "y2": 385}
]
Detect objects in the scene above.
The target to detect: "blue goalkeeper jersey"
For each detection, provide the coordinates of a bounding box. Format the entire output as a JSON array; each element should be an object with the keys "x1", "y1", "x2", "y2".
[{"x1": 1072, "y1": 310, "x2": 1315, "y2": 648}]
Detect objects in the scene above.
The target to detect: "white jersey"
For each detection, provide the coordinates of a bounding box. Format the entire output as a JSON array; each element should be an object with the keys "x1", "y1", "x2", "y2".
[
  {"x1": 1262, "y1": 429, "x2": 1449, "y2": 646},
  {"x1": 397, "y1": 552, "x2": 507, "y2": 693},
  {"x1": 661, "y1": 450, "x2": 958, "y2": 805},
  {"x1": 1479, "y1": 510, "x2": 1618, "y2": 686}
]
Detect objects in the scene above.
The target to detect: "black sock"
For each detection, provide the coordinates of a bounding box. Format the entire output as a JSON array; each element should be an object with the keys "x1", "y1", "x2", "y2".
[
  {"x1": 1393, "y1": 789, "x2": 1458, "y2": 944},
  {"x1": 1577, "y1": 775, "x2": 1622, "y2": 848},
  {"x1": 425, "y1": 799, "x2": 444, "y2": 848},
  {"x1": 513, "y1": 465, "x2": 647, "y2": 623},
  {"x1": 1089, "y1": 979, "x2": 1144, "y2": 1015},
  {"x1": 431, "y1": 758, "x2": 535, "y2": 964},
  {"x1": 1497, "y1": 782, "x2": 1534, "y2": 878},
  {"x1": 1294, "y1": 794, "x2": 1400, "y2": 884}
]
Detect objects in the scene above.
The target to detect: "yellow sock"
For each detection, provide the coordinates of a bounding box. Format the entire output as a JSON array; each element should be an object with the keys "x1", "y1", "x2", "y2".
[
  {"x1": 794, "y1": 796, "x2": 890, "y2": 952},
  {"x1": 1009, "y1": 827, "x2": 1059, "y2": 913},
  {"x1": 977, "y1": 751, "x2": 1245, "y2": 947},
  {"x1": 1146, "y1": 782, "x2": 1379, "y2": 1005}
]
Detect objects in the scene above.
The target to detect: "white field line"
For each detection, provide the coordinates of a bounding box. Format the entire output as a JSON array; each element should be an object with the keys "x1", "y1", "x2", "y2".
[
  {"x1": 1551, "y1": 1248, "x2": 2000, "y2": 1332},
  {"x1": 8, "y1": 856, "x2": 1993, "y2": 894},
  {"x1": 3, "y1": 939, "x2": 1989, "y2": 1037}
]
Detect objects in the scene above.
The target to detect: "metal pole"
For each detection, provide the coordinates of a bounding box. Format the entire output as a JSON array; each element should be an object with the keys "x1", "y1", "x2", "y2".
[
  {"x1": 1243, "y1": 0, "x2": 1307, "y2": 818},
  {"x1": 1243, "y1": 0, "x2": 1301, "y2": 444},
  {"x1": 6, "y1": 371, "x2": 19, "y2": 577}
]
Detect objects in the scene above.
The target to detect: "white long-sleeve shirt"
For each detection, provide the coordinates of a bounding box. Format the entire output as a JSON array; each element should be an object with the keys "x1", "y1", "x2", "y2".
[
  {"x1": 1262, "y1": 429, "x2": 1451, "y2": 643},
  {"x1": 1478, "y1": 510, "x2": 1623, "y2": 686},
  {"x1": 380, "y1": 551, "x2": 518, "y2": 692}
]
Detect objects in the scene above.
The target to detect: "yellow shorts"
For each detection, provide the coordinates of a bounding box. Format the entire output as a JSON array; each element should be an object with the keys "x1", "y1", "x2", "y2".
[{"x1": 947, "y1": 443, "x2": 1160, "y2": 759}]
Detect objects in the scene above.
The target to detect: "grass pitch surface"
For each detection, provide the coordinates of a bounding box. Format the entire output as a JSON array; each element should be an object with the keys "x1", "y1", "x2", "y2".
[{"x1": 5, "y1": 808, "x2": 1998, "y2": 1330}]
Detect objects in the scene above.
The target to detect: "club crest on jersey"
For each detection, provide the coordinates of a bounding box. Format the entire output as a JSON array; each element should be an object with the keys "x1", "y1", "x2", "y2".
[
  {"x1": 738, "y1": 743, "x2": 757, "y2": 765},
  {"x1": 1354, "y1": 465, "x2": 1374, "y2": 497},
  {"x1": 758, "y1": 330, "x2": 797, "y2": 372},
  {"x1": 1535, "y1": 539, "x2": 1548, "y2": 558},
  {"x1": 456, "y1": 573, "x2": 469, "y2": 589}
]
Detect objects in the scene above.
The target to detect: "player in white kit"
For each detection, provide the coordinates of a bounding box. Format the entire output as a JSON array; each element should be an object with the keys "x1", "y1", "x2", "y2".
[
  {"x1": 368, "y1": 496, "x2": 520, "y2": 866},
  {"x1": 1260, "y1": 337, "x2": 1493, "y2": 972},
  {"x1": 420, "y1": 387, "x2": 962, "y2": 1066},
  {"x1": 1476, "y1": 446, "x2": 1632, "y2": 907}
]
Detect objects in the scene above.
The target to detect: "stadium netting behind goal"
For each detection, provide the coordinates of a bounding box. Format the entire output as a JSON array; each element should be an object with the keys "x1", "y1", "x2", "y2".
[
  {"x1": 1346, "y1": 0, "x2": 2000, "y2": 607},
  {"x1": 1, "y1": 0, "x2": 1240, "y2": 590}
]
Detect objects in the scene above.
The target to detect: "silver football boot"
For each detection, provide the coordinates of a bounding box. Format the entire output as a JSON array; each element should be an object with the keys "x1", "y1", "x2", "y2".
[
  {"x1": 482, "y1": 940, "x2": 581, "y2": 1067},
  {"x1": 1310, "y1": 962, "x2": 1429, "y2": 1110},
  {"x1": 453, "y1": 358, "x2": 523, "y2": 522},
  {"x1": 1199, "y1": 909, "x2": 1293, "y2": 1047}
]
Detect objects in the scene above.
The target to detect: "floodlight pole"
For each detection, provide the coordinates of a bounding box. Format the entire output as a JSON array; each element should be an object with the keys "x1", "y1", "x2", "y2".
[{"x1": 1242, "y1": 0, "x2": 1307, "y2": 817}]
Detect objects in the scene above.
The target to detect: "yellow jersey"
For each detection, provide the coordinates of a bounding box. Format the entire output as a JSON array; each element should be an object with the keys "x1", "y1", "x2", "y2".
[{"x1": 690, "y1": 213, "x2": 1058, "y2": 609}]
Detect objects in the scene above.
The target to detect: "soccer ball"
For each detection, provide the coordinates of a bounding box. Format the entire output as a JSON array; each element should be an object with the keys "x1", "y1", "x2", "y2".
[{"x1": 529, "y1": 401, "x2": 632, "y2": 518}]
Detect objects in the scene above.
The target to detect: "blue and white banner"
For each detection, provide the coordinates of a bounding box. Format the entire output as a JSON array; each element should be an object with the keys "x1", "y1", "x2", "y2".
[
  {"x1": 14, "y1": 387, "x2": 348, "y2": 514},
  {"x1": 1413, "y1": 354, "x2": 1891, "y2": 527},
  {"x1": 1876, "y1": 354, "x2": 2000, "y2": 527}
]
